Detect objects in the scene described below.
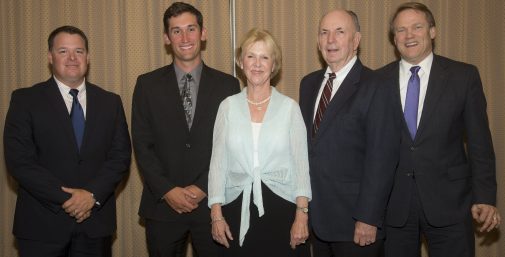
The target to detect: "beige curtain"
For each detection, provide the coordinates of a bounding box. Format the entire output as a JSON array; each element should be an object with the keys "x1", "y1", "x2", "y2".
[{"x1": 1, "y1": 1, "x2": 503, "y2": 256}]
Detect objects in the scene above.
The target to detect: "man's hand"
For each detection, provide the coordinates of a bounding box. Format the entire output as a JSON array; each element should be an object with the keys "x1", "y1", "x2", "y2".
[
  {"x1": 354, "y1": 221, "x2": 377, "y2": 246},
  {"x1": 472, "y1": 204, "x2": 501, "y2": 232},
  {"x1": 76, "y1": 210, "x2": 92, "y2": 223},
  {"x1": 185, "y1": 185, "x2": 207, "y2": 205},
  {"x1": 163, "y1": 187, "x2": 198, "y2": 214},
  {"x1": 61, "y1": 187, "x2": 95, "y2": 222}
]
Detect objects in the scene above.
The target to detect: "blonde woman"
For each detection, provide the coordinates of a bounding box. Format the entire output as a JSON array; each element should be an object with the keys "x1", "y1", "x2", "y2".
[{"x1": 208, "y1": 28, "x2": 311, "y2": 256}]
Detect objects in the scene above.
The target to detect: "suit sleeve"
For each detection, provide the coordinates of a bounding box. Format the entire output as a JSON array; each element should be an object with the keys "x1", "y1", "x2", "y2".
[
  {"x1": 464, "y1": 66, "x2": 496, "y2": 205},
  {"x1": 83, "y1": 95, "x2": 132, "y2": 208},
  {"x1": 3, "y1": 90, "x2": 69, "y2": 213},
  {"x1": 353, "y1": 78, "x2": 400, "y2": 228},
  {"x1": 132, "y1": 77, "x2": 177, "y2": 199}
]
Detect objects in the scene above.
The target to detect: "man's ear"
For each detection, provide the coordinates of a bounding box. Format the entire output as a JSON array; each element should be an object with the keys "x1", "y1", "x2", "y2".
[
  {"x1": 48, "y1": 51, "x2": 53, "y2": 65},
  {"x1": 201, "y1": 27, "x2": 207, "y2": 42},
  {"x1": 163, "y1": 33, "x2": 171, "y2": 45}
]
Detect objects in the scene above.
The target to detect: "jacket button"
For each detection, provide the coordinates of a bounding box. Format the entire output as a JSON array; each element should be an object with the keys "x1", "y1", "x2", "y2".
[
  {"x1": 410, "y1": 146, "x2": 416, "y2": 151},
  {"x1": 186, "y1": 143, "x2": 191, "y2": 148}
]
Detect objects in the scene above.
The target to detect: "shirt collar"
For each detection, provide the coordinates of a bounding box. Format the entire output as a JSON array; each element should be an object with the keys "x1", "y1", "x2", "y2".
[
  {"x1": 174, "y1": 62, "x2": 203, "y2": 85},
  {"x1": 400, "y1": 52, "x2": 433, "y2": 77},
  {"x1": 54, "y1": 75, "x2": 86, "y2": 95},
  {"x1": 324, "y1": 55, "x2": 358, "y2": 79}
]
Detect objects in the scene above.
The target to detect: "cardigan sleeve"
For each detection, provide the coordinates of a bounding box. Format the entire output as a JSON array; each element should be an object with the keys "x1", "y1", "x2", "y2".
[
  {"x1": 289, "y1": 101, "x2": 312, "y2": 201},
  {"x1": 207, "y1": 99, "x2": 229, "y2": 207}
]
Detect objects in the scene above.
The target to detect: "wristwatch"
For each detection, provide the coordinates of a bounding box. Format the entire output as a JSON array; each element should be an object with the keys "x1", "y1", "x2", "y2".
[{"x1": 296, "y1": 206, "x2": 309, "y2": 213}]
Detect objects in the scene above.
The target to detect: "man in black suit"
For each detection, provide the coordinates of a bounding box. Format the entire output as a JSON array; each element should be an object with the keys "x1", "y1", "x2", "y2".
[
  {"x1": 377, "y1": 2, "x2": 501, "y2": 257},
  {"x1": 4, "y1": 26, "x2": 131, "y2": 257},
  {"x1": 132, "y1": 2, "x2": 240, "y2": 256},
  {"x1": 298, "y1": 9, "x2": 399, "y2": 257}
]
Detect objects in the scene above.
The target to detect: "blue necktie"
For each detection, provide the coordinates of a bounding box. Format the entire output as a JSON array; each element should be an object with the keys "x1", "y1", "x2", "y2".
[
  {"x1": 404, "y1": 66, "x2": 421, "y2": 139},
  {"x1": 69, "y1": 89, "x2": 85, "y2": 150}
]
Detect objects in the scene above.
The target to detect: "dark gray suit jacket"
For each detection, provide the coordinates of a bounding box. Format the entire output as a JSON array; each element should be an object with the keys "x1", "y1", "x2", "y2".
[
  {"x1": 299, "y1": 59, "x2": 400, "y2": 242},
  {"x1": 4, "y1": 77, "x2": 131, "y2": 242},
  {"x1": 377, "y1": 55, "x2": 496, "y2": 227},
  {"x1": 132, "y1": 63, "x2": 240, "y2": 221}
]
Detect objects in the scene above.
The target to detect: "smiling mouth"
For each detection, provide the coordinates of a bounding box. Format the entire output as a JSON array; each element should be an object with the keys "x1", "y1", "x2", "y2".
[
  {"x1": 180, "y1": 45, "x2": 194, "y2": 50},
  {"x1": 405, "y1": 42, "x2": 418, "y2": 47}
]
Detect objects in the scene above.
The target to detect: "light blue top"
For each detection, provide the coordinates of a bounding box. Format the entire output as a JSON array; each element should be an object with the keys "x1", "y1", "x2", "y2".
[{"x1": 208, "y1": 87, "x2": 312, "y2": 246}]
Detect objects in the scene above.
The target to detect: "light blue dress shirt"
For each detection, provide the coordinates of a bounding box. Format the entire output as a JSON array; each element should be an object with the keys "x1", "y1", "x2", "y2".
[{"x1": 208, "y1": 87, "x2": 312, "y2": 246}]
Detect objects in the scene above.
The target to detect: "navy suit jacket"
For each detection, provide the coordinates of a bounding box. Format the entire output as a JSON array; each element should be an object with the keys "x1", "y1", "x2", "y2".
[
  {"x1": 299, "y1": 59, "x2": 400, "y2": 242},
  {"x1": 4, "y1": 77, "x2": 131, "y2": 242},
  {"x1": 377, "y1": 55, "x2": 496, "y2": 227},
  {"x1": 132, "y1": 63, "x2": 240, "y2": 221}
]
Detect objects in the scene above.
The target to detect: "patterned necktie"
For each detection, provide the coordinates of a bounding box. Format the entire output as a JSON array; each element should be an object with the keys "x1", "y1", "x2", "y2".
[
  {"x1": 312, "y1": 72, "x2": 336, "y2": 137},
  {"x1": 404, "y1": 66, "x2": 421, "y2": 139},
  {"x1": 181, "y1": 73, "x2": 193, "y2": 126},
  {"x1": 69, "y1": 89, "x2": 85, "y2": 150}
]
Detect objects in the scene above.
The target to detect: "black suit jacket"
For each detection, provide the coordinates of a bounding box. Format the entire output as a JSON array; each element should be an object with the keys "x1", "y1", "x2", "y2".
[
  {"x1": 4, "y1": 77, "x2": 131, "y2": 242},
  {"x1": 132, "y1": 63, "x2": 240, "y2": 221},
  {"x1": 299, "y1": 59, "x2": 400, "y2": 242},
  {"x1": 377, "y1": 55, "x2": 496, "y2": 227}
]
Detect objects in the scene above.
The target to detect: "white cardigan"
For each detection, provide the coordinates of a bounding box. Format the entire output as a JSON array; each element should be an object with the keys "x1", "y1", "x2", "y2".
[{"x1": 208, "y1": 87, "x2": 311, "y2": 245}]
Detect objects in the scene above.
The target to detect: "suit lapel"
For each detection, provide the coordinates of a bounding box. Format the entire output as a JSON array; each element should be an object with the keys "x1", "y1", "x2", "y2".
[
  {"x1": 162, "y1": 64, "x2": 190, "y2": 134},
  {"x1": 385, "y1": 62, "x2": 412, "y2": 141},
  {"x1": 191, "y1": 64, "x2": 213, "y2": 133},
  {"x1": 416, "y1": 55, "x2": 449, "y2": 140},
  {"x1": 314, "y1": 60, "x2": 362, "y2": 140},
  {"x1": 44, "y1": 78, "x2": 81, "y2": 155},
  {"x1": 306, "y1": 71, "x2": 326, "y2": 137},
  {"x1": 80, "y1": 83, "x2": 97, "y2": 154}
]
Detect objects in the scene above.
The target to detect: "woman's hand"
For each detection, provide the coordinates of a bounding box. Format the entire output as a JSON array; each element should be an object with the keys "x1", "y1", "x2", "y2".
[
  {"x1": 211, "y1": 204, "x2": 233, "y2": 248},
  {"x1": 290, "y1": 209, "x2": 309, "y2": 249},
  {"x1": 212, "y1": 218, "x2": 233, "y2": 248}
]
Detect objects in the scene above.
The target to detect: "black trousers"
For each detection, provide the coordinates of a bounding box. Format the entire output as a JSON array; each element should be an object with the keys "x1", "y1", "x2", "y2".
[
  {"x1": 145, "y1": 205, "x2": 219, "y2": 257},
  {"x1": 312, "y1": 233, "x2": 384, "y2": 257},
  {"x1": 17, "y1": 233, "x2": 111, "y2": 257},
  {"x1": 385, "y1": 179, "x2": 475, "y2": 257},
  {"x1": 220, "y1": 183, "x2": 310, "y2": 257}
]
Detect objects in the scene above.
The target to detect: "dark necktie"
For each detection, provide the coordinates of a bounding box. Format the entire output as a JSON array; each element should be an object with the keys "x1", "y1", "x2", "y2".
[
  {"x1": 404, "y1": 66, "x2": 421, "y2": 139},
  {"x1": 69, "y1": 89, "x2": 85, "y2": 150},
  {"x1": 312, "y1": 72, "x2": 336, "y2": 137},
  {"x1": 181, "y1": 74, "x2": 193, "y2": 126}
]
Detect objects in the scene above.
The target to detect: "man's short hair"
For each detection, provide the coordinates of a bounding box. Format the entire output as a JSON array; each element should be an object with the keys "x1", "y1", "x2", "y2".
[
  {"x1": 163, "y1": 2, "x2": 203, "y2": 34},
  {"x1": 48, "y1": 25, "x2": 88, "y2": 51}
]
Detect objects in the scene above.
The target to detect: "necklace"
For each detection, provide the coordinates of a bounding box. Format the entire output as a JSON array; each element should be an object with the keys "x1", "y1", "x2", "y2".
[{"x1": 247, "y1": 95, "x2": 271, "y2": 111}]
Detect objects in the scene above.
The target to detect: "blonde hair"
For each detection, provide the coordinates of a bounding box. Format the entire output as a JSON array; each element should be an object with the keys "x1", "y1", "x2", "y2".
[{"x1": 236, "y1": 28, "x2": 282, "y2": 79}]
